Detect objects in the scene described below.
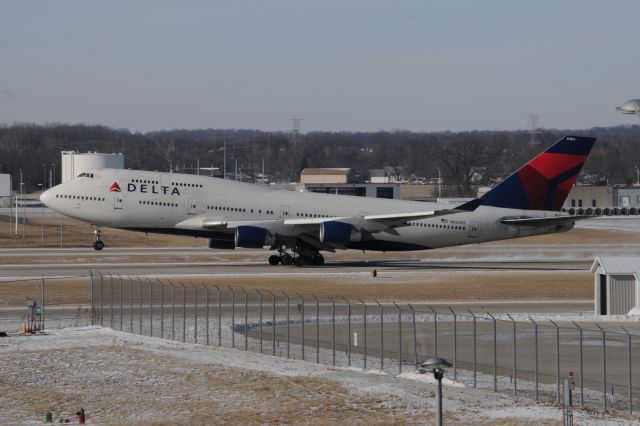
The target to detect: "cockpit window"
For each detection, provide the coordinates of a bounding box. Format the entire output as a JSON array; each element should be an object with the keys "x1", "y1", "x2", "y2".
[{"x1": 77, "y1": 172, "x2": 95, "y2": 178}]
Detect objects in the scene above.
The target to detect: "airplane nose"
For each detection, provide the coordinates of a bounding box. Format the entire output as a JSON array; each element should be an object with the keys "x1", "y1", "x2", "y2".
[{"x1": 40, "y1": 189, "x2": 50, "y2": 206}]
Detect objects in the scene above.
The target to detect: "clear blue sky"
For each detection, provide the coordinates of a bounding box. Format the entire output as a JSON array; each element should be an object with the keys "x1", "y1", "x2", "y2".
[{"x1": 1, "y1": 1, "x2": 639, "y2": 132}]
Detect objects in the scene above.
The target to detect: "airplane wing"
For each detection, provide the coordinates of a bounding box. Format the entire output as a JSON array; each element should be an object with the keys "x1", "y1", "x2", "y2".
[
  {"x1": 284, "y1": 209, "x2": 461, "y2": 233},
  {"x1": 499, "y1": 215, "x2": 594, "y2": 227}
]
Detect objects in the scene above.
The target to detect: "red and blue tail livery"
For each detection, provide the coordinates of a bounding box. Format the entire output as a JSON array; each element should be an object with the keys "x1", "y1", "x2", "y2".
[{"x1": 460, "y1": 136, "x2": 596, "y2": 212}]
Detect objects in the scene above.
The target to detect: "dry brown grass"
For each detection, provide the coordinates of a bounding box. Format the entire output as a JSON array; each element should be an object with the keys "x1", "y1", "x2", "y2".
[{"x1": 1, "y1": 345, "x2": 424, "y2": 425}]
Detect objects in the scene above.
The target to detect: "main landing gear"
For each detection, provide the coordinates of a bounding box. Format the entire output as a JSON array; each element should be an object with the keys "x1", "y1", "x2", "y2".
[
  {"x1": 268, "y1": 246, "x2": 324, "y2": 267},
  {"x1": 92, "y1": 228, "x2": 105, "y2": 251}
]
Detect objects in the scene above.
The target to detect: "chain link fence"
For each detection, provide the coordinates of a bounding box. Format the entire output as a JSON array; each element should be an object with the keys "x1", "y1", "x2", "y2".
[
  {"x1": 2, "y1": 272, "x2": 638, "y2": 417},
  {"x1": 86, "y1": 274, "x2": 640, "y2": 416}
]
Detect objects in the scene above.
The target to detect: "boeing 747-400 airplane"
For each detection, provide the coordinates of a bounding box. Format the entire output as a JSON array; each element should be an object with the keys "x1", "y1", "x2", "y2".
[{"x1": 40, "y1": 135, "x2": 596, "y2": 266}]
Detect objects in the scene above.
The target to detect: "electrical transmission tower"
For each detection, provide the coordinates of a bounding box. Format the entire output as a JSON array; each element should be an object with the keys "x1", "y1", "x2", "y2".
[
  {"x1": 290, "y1": 118, "x2": 302, "y2": 152},
  {"x1": 527, "y1": 114, "x2": 543, "y2": 145}
]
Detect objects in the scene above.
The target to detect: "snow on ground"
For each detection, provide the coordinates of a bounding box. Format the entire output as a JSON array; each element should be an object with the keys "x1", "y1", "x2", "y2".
[{"x1": 1, "y1": 327, "x2": 636, "y2": 425}]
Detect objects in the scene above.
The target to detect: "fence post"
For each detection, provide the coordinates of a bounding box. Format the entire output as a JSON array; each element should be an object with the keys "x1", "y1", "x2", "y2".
[
  {"x1": 40, "y1": 276, "x2": 45, "y2": 331},
  {"x1": 314, "y1": 296, "x2": 320, "y2": 364},
  {"x1": 215, "y1": 286, "x2": 221, "y2": 346},
  {"x1": 429, "y1": 306, "x2": 438, "y2": 356},
  {"x1": 621, "y1": 326, "x2": 632, "y2": 414},
  {"x1": 228, "y1": 286, "x2": 235, "y2": 348},
  {"x1": 394, "y1": 303, "x2": 402, "y2": 375},
  {"x1": 529, "y1": 317, "x2": 539, "y2": 401},
  {"x1": 170, "y1": 281, "x2": 175, "y2": 341},
  {"x1": 205, "y1": 287, "x2": 210, "y2": 346},
  {"x1": 243, "y1": 288, "x2": 249, "y2": 350},
  {"x1": 487, "y1": 313, "x2": 497, "y2": 393},
  {"x1": 283, "y1": 291, "x2": 290, "y2": 358},
  {"x1": 194, "y1": 285, "x2": 198, "y2": 344},
  {"x1": 507, "y1": 314, "x2": 517, "y2": 396},
  {"x1": 138, "y1": 278, "x2": 142, "y2": 335},
  {"x1": 257, "y1": 289, "x2": 263, "y2": 353},
  {"x1": 572, "y1": 322, "x2": 584, "y2": 408},
  {"x1": 347, "y1": 299, "x2": 352, "y2": 367},
  {"x1": 89, "y1": 272, "x2": 94, "y2": 325},
  {"x1": 128, "y1": 276, "x2": 133, "y2": 333},
  {"x1": 149, "y1": 279, "x2": 153, "y2": 337},
  {"x1": 100, "y1": 273, "x2": 104, "y2": 327},
  {"x1": 118, "y1": 275, "x2": 123, "y2": 331},
  {"x1": 377, "y1": 301, "x2": 384, "y2": 371},
  {"x1": 549, "y1": 319, "x2": 560, "y2": 404},
  {"x1": 267, "y1": 290, "x2": 276, "y2": 356},
  {"x1": 595, "y1": 324, "x2": 607, "y2": 413},
  {"x1": 110, "y1": 274, "x2": 114, "y2": 328},
  {"x1": 160, "y1": 280, "x2": 164, "y2": 339},
  {"x1": 298, "y1": 293, "x2": 305, "y2": 360},
  {"x1": 182, "y1": 283, "x2": 186, "y2": 343},
  {"x1": 448, "y1": 307, "x2": 457, "y2": 381},
  {"x1": 468, "y1": 310, "x2": 477, "y2": 388},
  {"x1": 329, "y1": 297, "x2": 336, "y2": 366},
  {"x1": 408, "y1": 304, "x2": 417, "y2": 368}
]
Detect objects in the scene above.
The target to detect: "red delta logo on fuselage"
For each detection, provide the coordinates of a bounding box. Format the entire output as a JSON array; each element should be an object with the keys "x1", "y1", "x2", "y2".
[
  {"x1": 109, "y1": 182, "x2": 121, "y2": 192},
  {"x1": 126, "y1": 183, "x2": 180, "y2": 196}
]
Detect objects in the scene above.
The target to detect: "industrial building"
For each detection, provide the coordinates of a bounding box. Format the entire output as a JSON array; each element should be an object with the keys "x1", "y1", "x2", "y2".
[
  {"x1": 61, "y1": 151, "x2": 124, "y2": 183},
  {"x1": 564, "y1": 184, "x2": 613, "y2": 208},
  {"x1": 300, "y1": 168, "x2": 356, "y2": 185},
  {"x1": 591, "y1": 257, "x2": 640, "y2": 315}
]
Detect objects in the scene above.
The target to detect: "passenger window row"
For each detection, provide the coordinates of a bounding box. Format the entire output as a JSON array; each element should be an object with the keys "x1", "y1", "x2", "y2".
[
  {"x1": 55, "y1": 194, "x2": 105, "y2": 201},
  {"x1": 206, "y1": 205, "x2": 274, "y2": 215},
  {"x1": 296, "y1": 212, "x2": 330, "y2": 218},
  {"x1": 139, "y1": 200, "x2": 178, "y2": 207},
  {"x1": 409, "y1": 222, "x2": 466, "y2": 230},
  {"x1": 171, "y1": 182, "x2": 203, "y2": 188},
  {"x1": 131, "y1": 179, "x2": 158, "y2": 184}
]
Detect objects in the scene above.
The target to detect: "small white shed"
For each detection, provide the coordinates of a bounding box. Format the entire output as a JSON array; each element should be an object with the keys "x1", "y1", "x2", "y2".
[{"x1": 590, "y1": 256, "x2": 640, "y2": 315}]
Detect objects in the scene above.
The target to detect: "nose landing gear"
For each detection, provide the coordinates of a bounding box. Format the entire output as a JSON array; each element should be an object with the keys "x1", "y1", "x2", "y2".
[{"x1": 92, "y1": 228, "x2": 105, "y2": 251}]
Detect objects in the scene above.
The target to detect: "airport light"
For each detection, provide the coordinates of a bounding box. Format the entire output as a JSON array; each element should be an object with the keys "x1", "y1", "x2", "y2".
[{"x1": 418, "y1": 357, "x2": 452, "y2": 426}]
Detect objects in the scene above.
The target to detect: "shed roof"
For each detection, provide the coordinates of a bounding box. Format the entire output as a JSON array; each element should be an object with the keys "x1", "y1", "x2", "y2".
[
  {"x1": 301, "y1": 168, "x2": 351, "y2": 175},
  {"x1": 590, "y1": 256, "x2": 640, "y2": 274}
]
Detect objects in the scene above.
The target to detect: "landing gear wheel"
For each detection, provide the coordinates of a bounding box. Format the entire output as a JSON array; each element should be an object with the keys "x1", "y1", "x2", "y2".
[
  {"x1": 93, "y1": 240, "x2": 105, "y2": 251},
  {"x1": 281, "y1": 254, "x2": 294, "y2": 265},
  {"x1": 294, "y1": 256, "x2": 305, "y2": 267},
  {"x1": 312, "y1": 254, "x2": 325, "y2": 266},
  {"x1": 268, "y1": 255, "x2": 281, "y2": 265}
]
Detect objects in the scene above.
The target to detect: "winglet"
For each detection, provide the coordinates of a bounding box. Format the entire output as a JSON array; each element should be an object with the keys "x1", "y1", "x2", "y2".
[{"x1": 458, "y1": 135, "x2": 596, "y2": 212}]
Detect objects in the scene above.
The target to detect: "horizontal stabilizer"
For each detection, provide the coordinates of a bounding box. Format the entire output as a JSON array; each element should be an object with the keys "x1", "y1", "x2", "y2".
[{"x1": 500, "y1": 215, "x2": 593, "y2": 227}]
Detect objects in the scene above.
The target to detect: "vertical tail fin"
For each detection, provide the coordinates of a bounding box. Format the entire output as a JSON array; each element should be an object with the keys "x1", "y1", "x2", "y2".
[{"x1": 459, "y1": 135, "x2": 596, "y2": 211}]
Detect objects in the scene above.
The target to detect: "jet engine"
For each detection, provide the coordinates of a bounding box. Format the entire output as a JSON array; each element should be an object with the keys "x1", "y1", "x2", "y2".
[
  {"x1": 208, "y1": 232, "x2": 235, "y2": 249},
  {"x1": 319, "y1": 221, "x2": 361, "y2": 244},
  {"x1": 234, "y1": 226, "x2": 275, "y2": 248}
]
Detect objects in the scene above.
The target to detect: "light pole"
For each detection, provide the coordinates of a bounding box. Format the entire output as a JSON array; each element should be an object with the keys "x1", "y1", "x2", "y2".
[
  {"x1": 38, "y1": 183, "x2": 44, "y2": 241},
  {"x1": 635, "y1": 165, "x2": 639, "y2": 185},
  {"x1": 436, "y1": 167, "x2": 442, "y2": 200},
  {"x1": 418, "y1": 357, "x2": 452, "y2": 426}
]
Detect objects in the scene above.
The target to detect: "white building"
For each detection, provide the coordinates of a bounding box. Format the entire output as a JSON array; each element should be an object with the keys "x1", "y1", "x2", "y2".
[
  {"x1": 61, "y1": 151, "x2": 124, "y2": 183},
  {"x1": 590, "y1": 256, "x2": 640, "y2": 315}
]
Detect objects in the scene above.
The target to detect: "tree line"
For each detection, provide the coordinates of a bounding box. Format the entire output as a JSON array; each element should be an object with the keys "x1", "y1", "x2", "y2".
[{"x1": 1, "y1": 123, "x2": 639, "y2": 196}]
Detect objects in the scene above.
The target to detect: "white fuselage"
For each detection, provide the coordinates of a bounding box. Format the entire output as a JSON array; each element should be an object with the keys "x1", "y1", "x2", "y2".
[{"x1": 40, "y1": 168, "x2": 570, "y2": 251}]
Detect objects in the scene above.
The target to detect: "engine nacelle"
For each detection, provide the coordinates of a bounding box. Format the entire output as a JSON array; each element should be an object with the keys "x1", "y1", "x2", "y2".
[
  {"x1": 234, "y1": 226, "x2": 275, "y2": 248},
  {"x1": 319, "y1": 221, "x2": 361, "y2": 244},
  {"x1": 208, "y1": 232, "x2": 235, "y2": 249}
]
